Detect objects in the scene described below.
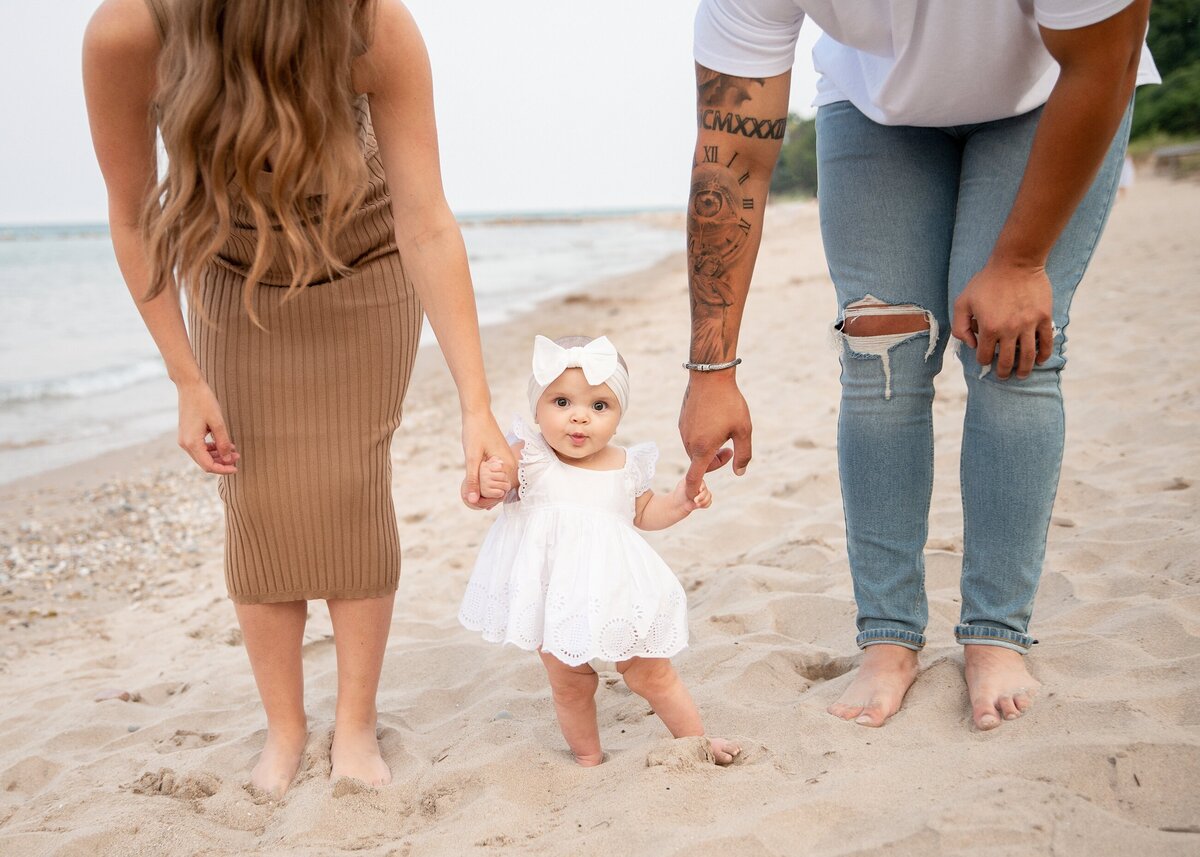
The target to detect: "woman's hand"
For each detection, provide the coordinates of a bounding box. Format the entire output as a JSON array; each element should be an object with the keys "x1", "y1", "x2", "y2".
[
  {"x1": 461, "y1": 411, "x2": 516, "y2": 510},
  {"x1": 176, "y1": 378, "x2": 239, "y2": 475},
  {"x1": 951, "y1": 260, "x2": 1055, "y2": 380}
]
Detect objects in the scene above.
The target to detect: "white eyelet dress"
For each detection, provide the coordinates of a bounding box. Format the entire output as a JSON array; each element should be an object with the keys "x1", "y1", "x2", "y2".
[{"x1": 458, "y1": 418, "x2": 689, "y2": 666}]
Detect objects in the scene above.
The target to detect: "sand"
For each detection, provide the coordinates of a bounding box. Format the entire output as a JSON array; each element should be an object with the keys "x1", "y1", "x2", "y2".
[{"x1": 0, "y1": 176, "x2": 1197, "y2": 856}]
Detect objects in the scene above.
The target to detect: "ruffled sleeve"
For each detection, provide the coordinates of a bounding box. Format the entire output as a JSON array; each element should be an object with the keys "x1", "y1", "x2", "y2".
[
  {"x1": 510, "y1": 417, "x2": 554, "y2": 500},
  {"x1": 624, "y1": 442, "x2": 659, "y2": 498}
]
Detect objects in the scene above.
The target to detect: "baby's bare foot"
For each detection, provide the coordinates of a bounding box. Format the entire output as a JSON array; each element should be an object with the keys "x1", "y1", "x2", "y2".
[
  {"x1": 827, "y1": 644, "x2": 920, "y2": 727},
  {"x1": 708, "y1": 737, "x2": 741, "y2": 765},
  {"x1": 330, "y1": 723, "x2": 392, "y2": 786},
  {"x1": 251, "y1": 726, "x2": 307, "y2": 799},
  {"x1": 963, "y1": 645, "x2": 1040, "y2": 730},
  {"x1": 573, "y1": 750, "x2": 604, "y2": 767}
]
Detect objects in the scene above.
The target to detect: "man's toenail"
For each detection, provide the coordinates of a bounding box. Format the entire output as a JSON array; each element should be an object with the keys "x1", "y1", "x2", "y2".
[{"x1": 855, "y1": 714, "x2": 872, "y2": 724}]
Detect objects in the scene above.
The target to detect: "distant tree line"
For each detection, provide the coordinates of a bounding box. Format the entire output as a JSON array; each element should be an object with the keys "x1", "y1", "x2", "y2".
[
  {"x1": 770, "y1": 3, "x2": 1198, "y2": 198},
  {"x1": 1131, "y1": 0, "x2": 1200, "y2": 139},
  {"x1": 769, "y1": 114, "x2": 817, "y2": 199}
]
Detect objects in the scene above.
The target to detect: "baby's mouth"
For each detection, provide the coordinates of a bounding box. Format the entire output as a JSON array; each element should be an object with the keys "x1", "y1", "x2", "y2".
[{"x1": 568, "y1": 432, "x2": 588, "y2": 445}]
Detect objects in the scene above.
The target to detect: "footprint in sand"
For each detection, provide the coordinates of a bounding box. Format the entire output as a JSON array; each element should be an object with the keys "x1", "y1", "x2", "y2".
[
  {"x1": 331, "y1": 776, "x2": 376, "y2": 799},
  {"x1": 127, "y1": 767, "x2": 219, "y2": 800},
  {"x1": 135, "y1": 681, "x2": 190, "y2": 706},
  {"x1": 1, "y1": 757, "x2": 62, "y2": 796},
  {"x1": 154, "y1": 729, "x2": 219, "y2": 752},
  {"x1": 645, "y1": 736, "x2": 753, "y2": 769}
]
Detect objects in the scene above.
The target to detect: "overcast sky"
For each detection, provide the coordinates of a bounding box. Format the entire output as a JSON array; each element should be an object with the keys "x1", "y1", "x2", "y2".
[{"x1": 0, "y1": 1, "x2": 821, "y2": 225}]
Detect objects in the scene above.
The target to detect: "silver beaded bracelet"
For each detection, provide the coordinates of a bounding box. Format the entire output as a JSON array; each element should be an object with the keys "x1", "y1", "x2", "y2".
[{"x1": 682, "y1": 357, "x2": 742, "y2": 372}]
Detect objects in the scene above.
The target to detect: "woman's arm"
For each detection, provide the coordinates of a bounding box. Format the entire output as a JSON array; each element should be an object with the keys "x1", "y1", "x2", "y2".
[
  {"x1": 357, "y1": 0, "x2": 515, "y2": 507},
  {"x1": 82, "y1": 0, "x2": 237, "y2": 474},
  {"x1": 679, "y1": 66, "x2": 791, "y2": 497},
  {"x1": 951, "y1": 0, "x2": 1150, "y2": 380}
]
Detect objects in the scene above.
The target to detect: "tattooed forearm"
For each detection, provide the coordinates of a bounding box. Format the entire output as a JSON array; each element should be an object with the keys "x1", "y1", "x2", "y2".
[
  {"x1": 699, "y1": 108, "x2": 786, "y2": 139},
  {"x1": 687, "y1": 143, "x2": 756, "y2": 363}
]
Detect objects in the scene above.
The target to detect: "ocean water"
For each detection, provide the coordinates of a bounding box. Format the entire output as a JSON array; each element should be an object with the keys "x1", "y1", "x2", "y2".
[{"x1": 0, "y1": 216, "x2": 679, "y2": 486}]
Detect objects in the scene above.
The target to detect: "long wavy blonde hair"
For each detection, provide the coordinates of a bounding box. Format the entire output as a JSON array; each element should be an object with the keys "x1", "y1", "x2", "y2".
[{"x1": 143, "y1": 0, "x2": 377, "y2": 324}]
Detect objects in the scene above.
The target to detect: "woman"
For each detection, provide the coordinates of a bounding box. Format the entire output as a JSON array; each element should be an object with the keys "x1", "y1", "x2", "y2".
[
  {"x1": 83, "y1": 0, "x2": 515, "y2": 796},
  {"x1": 679, "y1": 0, "x2": 1157, "y2": 729}
]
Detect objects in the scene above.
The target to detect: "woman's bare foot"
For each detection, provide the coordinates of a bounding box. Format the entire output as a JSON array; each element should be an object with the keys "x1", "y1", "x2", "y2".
[
  {"x1": 963, "y1": 644, "x2": 1040, "y2": 730},
  {"x1": 708, "y1": 737, "x2": 742, "y2": 765},
  {"x1": 330, "y1": 722, "x2": 392, "y2": 787},
  {"x1": 827, "y1": 644, "x2": 920, "y2": 727},
  {"x1": 251, "y1": 726, "x2": 307, "y2": 799}
]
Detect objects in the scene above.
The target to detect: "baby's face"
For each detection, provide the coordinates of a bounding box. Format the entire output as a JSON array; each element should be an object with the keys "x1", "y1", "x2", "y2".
[{"x1": 535, "y1": 368, "x2": 622, "y2": 465}]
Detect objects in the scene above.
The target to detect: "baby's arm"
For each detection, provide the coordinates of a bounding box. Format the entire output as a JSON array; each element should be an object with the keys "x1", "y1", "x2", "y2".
[
  {"x1": 478, "y1": 441, "x2": 524, "y2": 504},
  {"x1": 633, "y1": 477, "x2": 712, "y2": 531}
]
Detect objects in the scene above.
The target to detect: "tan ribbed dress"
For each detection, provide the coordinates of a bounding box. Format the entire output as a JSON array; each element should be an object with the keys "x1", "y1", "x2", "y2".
[{"x1": 147, "y1": 0, "x2": 423, "y2": 603}]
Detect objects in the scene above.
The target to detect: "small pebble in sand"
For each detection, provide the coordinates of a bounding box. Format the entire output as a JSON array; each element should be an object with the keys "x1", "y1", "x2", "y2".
[
  {"x1": 127, "y1": 725, "x2": 139, "y2": 732},
  {"x1": 94, "y1": 689, "x2": 131, "y2": 702},
  {"x1": 493, "y1": 710, "x2": 513, "y2": 721}
]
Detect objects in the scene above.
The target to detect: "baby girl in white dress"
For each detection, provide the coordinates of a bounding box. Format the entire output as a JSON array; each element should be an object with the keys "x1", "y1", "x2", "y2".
[{"x1": 458, "y1": 334, "x2": 740, "y2": 766}]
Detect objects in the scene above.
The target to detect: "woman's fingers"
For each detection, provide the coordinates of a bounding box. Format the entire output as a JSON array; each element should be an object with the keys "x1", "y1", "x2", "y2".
[
  {"x1": 181, "y1": 435, "x2": 236, "y2": 474},
  {"x1": 209, "y1": 420, "x2": 237, "y2": 464}
]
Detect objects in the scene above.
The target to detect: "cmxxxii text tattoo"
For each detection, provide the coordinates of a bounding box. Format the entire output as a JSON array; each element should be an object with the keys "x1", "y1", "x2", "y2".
[{"x1": 699, "y1": 109, "x2": 785, "y2": 140}]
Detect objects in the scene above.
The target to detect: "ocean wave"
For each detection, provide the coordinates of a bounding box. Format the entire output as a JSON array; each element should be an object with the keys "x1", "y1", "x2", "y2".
[{"x1": 0, "y1": 360, "x2": 166, "y2": 405}]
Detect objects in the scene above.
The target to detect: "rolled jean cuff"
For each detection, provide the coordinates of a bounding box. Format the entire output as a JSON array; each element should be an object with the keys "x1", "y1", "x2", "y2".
[
  {"x1": 856, "y1": 628, "x2": 925, "y2": 651},
  {"x1": 954, "y1": 624, "x2": 1037, "y2": 653}
]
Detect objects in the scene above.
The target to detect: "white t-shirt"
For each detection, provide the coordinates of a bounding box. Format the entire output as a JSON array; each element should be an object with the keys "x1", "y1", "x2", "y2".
[{"x1": 694, "y1": 0, "x2": 1160, "y2": 126}]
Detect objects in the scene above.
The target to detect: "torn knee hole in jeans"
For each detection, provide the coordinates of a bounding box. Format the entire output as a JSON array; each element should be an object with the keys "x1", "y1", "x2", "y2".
[{"x1": 829, "y1": 294, "x2": 938, "y2": 400}]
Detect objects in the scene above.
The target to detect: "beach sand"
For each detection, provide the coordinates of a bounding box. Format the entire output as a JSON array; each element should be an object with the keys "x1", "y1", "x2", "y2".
[{"x1": 1, "y1": 176, "x2": 1197, "y2": 856}]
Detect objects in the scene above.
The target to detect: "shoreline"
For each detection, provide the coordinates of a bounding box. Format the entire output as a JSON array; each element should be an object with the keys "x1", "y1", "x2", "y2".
[{"x1": 0, "y1": 209, "x2": 687, "y2": 490}]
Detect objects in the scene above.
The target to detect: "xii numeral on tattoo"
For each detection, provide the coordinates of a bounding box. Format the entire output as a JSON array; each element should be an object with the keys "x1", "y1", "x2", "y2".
[{"x1": 695, "y1": 145, "x2": 754, "y2": 184}]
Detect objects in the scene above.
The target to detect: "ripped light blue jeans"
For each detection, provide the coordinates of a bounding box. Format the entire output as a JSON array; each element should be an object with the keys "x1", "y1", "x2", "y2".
[{"x1": 817, "y1": 99, "x2": 1132, "y2": 654}]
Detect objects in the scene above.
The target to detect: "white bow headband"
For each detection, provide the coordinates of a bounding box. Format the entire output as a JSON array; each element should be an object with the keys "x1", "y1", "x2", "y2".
[{"x1": 527, "y1": 335, "x2": 630, "y2": 415}]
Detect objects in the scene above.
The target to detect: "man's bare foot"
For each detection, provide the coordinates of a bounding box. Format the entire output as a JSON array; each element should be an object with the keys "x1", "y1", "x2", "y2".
[
  {"x1": 827, "y1": 644, "x2": 920, "y2": 727},
  {"x1": 251, "y1": 726, "x2": 307, "y2": 799},
  {"x1": 330, "y1": 723, "x2": 392, "y2": 787},
  {"x1": 708, "y1": 737, "x2": 742, "y2": 765},
  {"x1": 963, "y1": 644, "x2": 1040, "y2": 730}
]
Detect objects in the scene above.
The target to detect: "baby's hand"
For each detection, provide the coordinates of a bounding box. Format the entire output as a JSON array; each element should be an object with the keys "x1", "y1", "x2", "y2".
[
  {"x1": 672, "y1": 477, "x2": 712, "y2": 512},
  {"x1": 479, "y1": 456, "x2": 511, "y2": 501}
]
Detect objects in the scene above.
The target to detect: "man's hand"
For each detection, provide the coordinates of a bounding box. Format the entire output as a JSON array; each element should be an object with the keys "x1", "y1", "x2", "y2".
[
  {"x1": 679, "y1": 371, "x2": 747, "y2": 497},
  {"x1": 951, "y1": 260, "x2": 1054, "y2": 380}
]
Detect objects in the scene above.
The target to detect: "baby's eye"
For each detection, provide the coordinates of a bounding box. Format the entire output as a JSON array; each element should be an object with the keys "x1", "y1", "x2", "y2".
[
  {"x1": 592, "y1": 402, "x2": 608, "y2": 412},
  {"x1": 554, "y1": 397, "x2": 569, "y2": 408}
]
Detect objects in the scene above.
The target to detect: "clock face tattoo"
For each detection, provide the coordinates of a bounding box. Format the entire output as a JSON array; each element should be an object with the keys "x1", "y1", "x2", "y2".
[
  {"x1": 687, "y1": 156, "x2": 754, "y2": 308},
  {"x1": 686, "y1": 143, "x2": 758, "y2": 361}
]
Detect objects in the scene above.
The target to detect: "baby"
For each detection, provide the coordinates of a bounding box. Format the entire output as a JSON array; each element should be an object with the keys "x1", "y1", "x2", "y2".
[{"x1": 458, "y1": 334, "x2": 740, "y2": 766}]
